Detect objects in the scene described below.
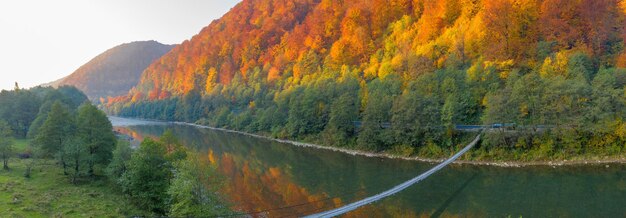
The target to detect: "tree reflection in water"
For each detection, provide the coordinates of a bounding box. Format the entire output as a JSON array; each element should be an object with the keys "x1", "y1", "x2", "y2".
[{"x1": 116, "y1": 124, "x2": 626, "y2": 217}]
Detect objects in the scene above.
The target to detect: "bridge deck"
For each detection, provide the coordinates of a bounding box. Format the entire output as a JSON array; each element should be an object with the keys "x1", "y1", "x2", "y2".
[{"x1": 305, "y1": 134, "x2": 481, "y2": 218}]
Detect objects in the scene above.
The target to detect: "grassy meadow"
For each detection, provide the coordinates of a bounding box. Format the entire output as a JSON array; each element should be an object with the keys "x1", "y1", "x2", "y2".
[{"x1": 0, "y1": 141, "x2": 143, "y2": 217}]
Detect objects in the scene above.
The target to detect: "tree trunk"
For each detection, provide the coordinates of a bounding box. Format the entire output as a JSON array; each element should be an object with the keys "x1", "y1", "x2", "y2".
[
  {"x1": 1, "y1": 152, "x2": 8, "y2": 170},
  {"x1": 88, "y1": 147, "x2": 95, "y2": 177},
  {"x1": 88, "y1": 160, "x2": 94, "y2": 177},
  {"x1": 62, "y1": 157, "x2": 68, "y2": 175},
  {"x1": 59, "y1": 138, "x2": 68, "y2": 175},
  {"x1": 73, "y1": 159, "x2": 79, "y2": 185}
]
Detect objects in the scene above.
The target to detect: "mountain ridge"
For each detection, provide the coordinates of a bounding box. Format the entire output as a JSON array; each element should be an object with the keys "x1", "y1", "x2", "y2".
[
  {"x1": 113, "y1": 0, "x2": 626, "y2": 102},
  {"x1": 105, "y1": 0, "x2": 626, "y2": 159},
  {"x1": 50, "y1": 40, "x2": 174, "y2": 100}
]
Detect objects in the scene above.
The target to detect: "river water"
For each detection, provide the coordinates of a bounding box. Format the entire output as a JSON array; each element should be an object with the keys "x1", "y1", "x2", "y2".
[{"x1": 110, "y1": 117, "x2": 626, "y2": 217}]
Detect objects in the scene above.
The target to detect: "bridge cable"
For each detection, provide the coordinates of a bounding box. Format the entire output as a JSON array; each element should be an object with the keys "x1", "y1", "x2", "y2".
[
  {"x1": 209, "y1": 133, "x2": 480, "y2": 218},
  {"x1": 305, "y1": 133, "x2": 481, "y2": 218}
]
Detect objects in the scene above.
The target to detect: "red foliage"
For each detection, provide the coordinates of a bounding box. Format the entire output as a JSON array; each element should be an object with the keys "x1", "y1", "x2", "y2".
[
  {"x1": 540, "y1": 0, "x2": 622, "y2": 56},
  {"x1": 115, "y1": 0, "x2": 625, "y2": 104}
]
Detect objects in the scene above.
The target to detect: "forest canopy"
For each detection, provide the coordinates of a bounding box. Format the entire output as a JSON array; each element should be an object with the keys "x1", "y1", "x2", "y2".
[{"x1": 105, "y1": 0, "x2": 626, "y2": 160}]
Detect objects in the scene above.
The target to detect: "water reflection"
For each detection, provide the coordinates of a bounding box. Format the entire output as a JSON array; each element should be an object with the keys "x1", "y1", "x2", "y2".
[{"x1": 115, "y1": 124, "x2": 626, "y2": 217}]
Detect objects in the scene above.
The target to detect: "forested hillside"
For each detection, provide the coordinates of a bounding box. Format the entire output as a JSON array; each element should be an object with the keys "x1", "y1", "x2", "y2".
[
  {"x1": 53, "y1": 41, "x2": 174, "y2": 100},
  {"x1": 106, "y1": 0, "x2": 626, "y2": 160}
]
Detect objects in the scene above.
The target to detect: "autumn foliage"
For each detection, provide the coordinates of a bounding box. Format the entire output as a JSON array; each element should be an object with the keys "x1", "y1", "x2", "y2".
[
  {"x1": 99, "y1": 0, "x2": 626, "y2": 103},
  {"x1": 104, "y1": 0, "x2": 626, "y2": 159}
]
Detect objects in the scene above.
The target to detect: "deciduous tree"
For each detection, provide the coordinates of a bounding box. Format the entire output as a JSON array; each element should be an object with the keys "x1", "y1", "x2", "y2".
[
  {"x1": 106, "y1": 140, "x2": 133, "y2": 186},
  {"x1": 121, "y1": 138, "x2": 172, "y2": 214},
  {"x1": 168, "y1": 153, "x2": 229, "y2": 217},
  {"x1": 35, "y1": 101, "x2": 75, "y2": 174},
  {"x1": 0, "y1": 120, "x2": 14, "y2": 170},
  {"x1": 62, "y1": 136, "x2": 89, "y2": 184},
  {"x1": 77, "y1": 103, "x2": 116, "y2": 176}
]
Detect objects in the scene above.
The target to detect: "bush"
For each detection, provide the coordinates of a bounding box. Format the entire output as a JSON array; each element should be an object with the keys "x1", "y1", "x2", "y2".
[{"x1": 389, "y1": 144, "x2": 415, "y2": 157}]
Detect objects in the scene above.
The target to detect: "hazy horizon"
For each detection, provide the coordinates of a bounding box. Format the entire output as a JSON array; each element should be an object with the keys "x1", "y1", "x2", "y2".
[{"x1": 0, "y1": 0, "x2": 241, "y2": 91}]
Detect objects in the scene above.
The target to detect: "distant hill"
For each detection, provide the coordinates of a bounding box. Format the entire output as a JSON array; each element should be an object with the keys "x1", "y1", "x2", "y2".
[{"x1": 51, "y1": 41, "x2": 174, "y2": 100}]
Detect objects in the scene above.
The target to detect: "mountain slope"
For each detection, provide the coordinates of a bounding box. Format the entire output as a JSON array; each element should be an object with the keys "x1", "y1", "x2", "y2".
[
  {"x1": 122, "y1": 0, "x2": 626, "y2": 101},
  {"x1": 55, "y1": 40, "x2": 174, "y2": 100},
  {"x1": 107, "y1": 0, "x2": 626, "y2": 160}
]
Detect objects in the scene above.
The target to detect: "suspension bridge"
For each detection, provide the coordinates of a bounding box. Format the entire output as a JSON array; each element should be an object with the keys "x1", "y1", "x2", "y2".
[{"x1": 305, "y1": 133, "x2": 482, "y2": 218}]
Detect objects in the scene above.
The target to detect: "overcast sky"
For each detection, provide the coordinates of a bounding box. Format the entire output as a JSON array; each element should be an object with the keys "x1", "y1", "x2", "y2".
[{"x1": 0, "y1": 0, "x2": 241, "y2": 91}]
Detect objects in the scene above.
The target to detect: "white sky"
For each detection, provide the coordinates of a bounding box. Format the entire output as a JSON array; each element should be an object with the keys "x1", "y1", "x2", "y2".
[{"x1": 0, "y1": 0, "x2": 241, "y2": 91}]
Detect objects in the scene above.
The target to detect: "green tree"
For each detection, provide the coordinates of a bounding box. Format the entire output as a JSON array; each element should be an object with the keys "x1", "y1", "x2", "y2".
[
  {"x1": 168, "y1": 153, "x2": 230, "y2": 217},
  {"x1": 62, "y1": 136, "x2": 89, "y2": 184},
  {"x1": 391, "y1": 87, "x2": 441, "y2": 148},
  {"x1": 121, "y1": 138, "x2": 172, "y2": 214},
  {"x1": 482, "y1": 72, "x2": 520, "y2": 125},
  {"x1": 511, "y1": 74, "x2": 543, "y2": 126},
  {"x1": 175, "y1": 90, "x2": 202, "y2": 122},
  {"x1": 540, "y1": 75, "x2": 590, "y2": 127},
  {"x1": 56, "y1": 86, "x2": 89, "y2": 109},
  {"x1": 482, "y1": 75, "x2": 524, "y2": 148},
  {"x1": 586, "y1": 68, "x2": 623, "y2": 129},
  {"x1": 441, "y1": 96, "x2": 459, "y2": 132},
  {"x1": 106, "y1": 140, "x2": 133, "y2": 186},
  {"x1": 0, "y1": 89, "x2": 41, "y2": 138},
  {"x1": 285, "y1": 85, "x2": 329, "y2": 137},
  {"x1": 357, "y1": 78, "x2": 400, "y2": 151},
  {"x1": 567, "y1": 52, "x2": 594, "y2": 81},
  {"x1": 0, "y1": 120, "x2": 14, "y2": 170},
  {"x1": 322, "y1": 93, "x2": 359, "y2": 146},
  {"x1": 27, "y1": 101, "x2": 53, "y2": 139},
  {"x1": 357, "y1": 92, "x2": 393, "y2": 151},
  {"x1": 35, "y1": 101, "x2": 75, "y2": 174},
  {"x1": 77, "y1": 103, "x2": 116, "y2": 176}
]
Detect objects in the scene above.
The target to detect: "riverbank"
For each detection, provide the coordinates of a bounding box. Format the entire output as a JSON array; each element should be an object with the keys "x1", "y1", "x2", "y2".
[
  {"x1": 168, "y1": 121, "x2": 626, "y2": 168},
  {"x1": 109, "y1": 116, "x2": 626, "y2": 167},
  {"x1": 110, "y1": 116, "x2": 626, "y2": 217}
]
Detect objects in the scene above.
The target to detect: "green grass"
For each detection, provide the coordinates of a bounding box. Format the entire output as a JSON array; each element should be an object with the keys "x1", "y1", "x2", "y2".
[
  {"x1": 0, "y1": 158, "x2": 145, "y2": 217},
  {"x1": 13, "y1": 139, "x2": 30, "y2": 154}
]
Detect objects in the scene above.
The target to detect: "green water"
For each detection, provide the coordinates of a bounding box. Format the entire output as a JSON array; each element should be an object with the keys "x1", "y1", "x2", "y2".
[{"x1": 111, "y1": 118, "x2": 626, "y2": 217}]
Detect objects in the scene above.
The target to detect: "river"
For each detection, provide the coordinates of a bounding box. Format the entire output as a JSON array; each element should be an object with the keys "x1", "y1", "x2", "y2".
[{"x1": 110, "y1": 116, "x2": 626, "y2": 217}]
